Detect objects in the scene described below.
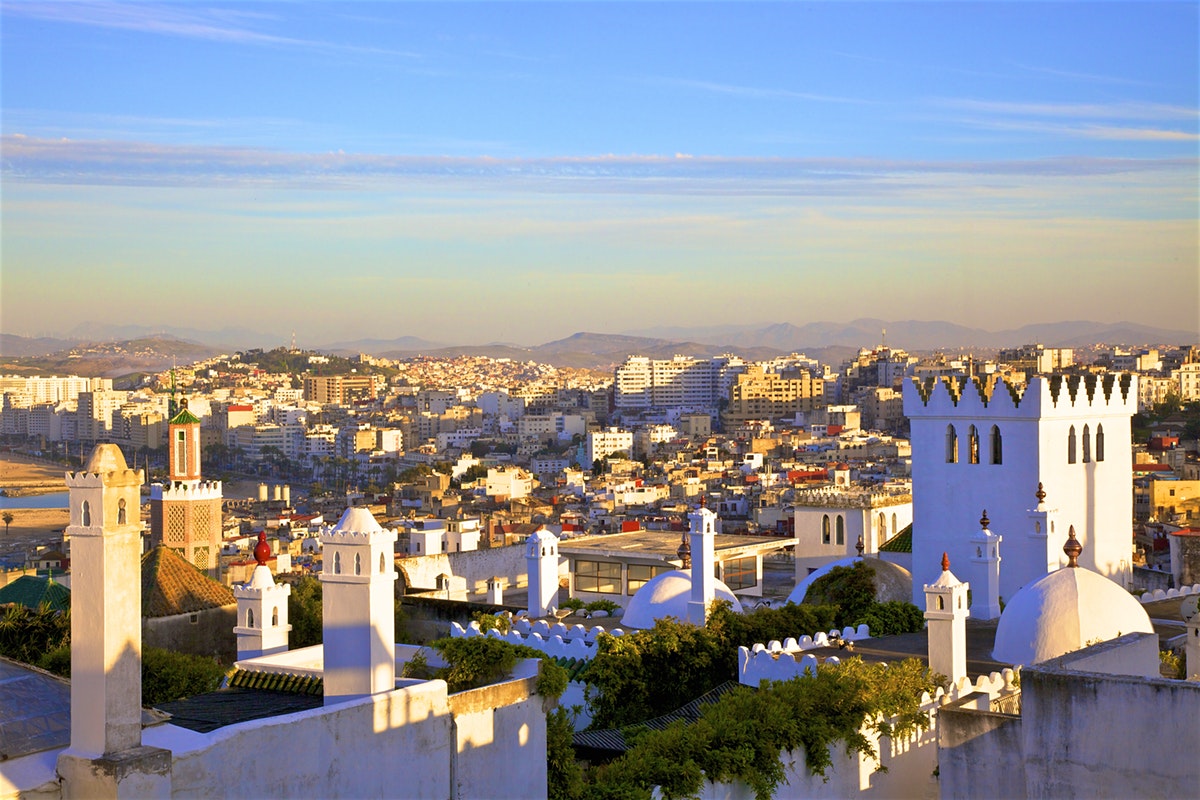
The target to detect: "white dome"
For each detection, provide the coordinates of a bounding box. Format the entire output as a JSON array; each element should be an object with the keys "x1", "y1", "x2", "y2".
[
  {"x1": 620, "y1": 569, "x2": 743, "y2": 630},
  {"x1": 992, "y1": 566, "x2": 1153, "y2": 665},
  {"x1": 786, "y1": 557, "x2": 913, "y2": 605},
  {"x1": 335, "y1": 506, "x2": 383, "y2": 533}
]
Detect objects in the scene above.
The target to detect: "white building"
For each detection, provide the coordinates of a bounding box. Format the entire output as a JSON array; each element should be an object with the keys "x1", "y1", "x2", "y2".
[
  {"x1": 585, "y1": 427, "x2": 633, "y2": 469},
  {"x1": 903, "y1": 374, "x2": 1137, "y2": 606},
  {"x1": 792, "y1": 485, "x2": 913, "y2": 578}
]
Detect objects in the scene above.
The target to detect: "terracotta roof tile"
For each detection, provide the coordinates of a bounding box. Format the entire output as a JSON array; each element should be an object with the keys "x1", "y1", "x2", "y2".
[{"x1": 141, "y1": 546, "x2": 235, "y2": 618}]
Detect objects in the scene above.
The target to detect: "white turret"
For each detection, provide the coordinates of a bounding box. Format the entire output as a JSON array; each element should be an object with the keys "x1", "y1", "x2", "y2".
[
  {"x1": 925, "y1": 552, "x2": 970, "y2": 684},
  {"x1": 234, "y1": 531, "x2": 292, "y2": 660},
  {"x1": 687, "y1": 498, "x2": 718, "y2": 626},
  {"x1": 970, "y1": 510, "x2": 1003, "y2": 620},
  {"x1": 526, "y1": 527, "x2": 559, "y2": 619},
  {"x1": 320, "y1": 507, "x2": 398, "y2": 704}
]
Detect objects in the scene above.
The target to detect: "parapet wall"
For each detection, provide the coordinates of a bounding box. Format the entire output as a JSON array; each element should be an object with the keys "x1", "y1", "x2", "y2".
[
  {"x1": 904, "y1": 374, "x2": 1136, "y2": 416},
  {"x1": 450, "y1": 618, "x2": 626, "y2": 661},
  {"x1": 1138, "y1": 582, "x2": 1200, "y2": 603},
  {"x1": 150, "y1": 480, "x2": 223, "y2": 501}
]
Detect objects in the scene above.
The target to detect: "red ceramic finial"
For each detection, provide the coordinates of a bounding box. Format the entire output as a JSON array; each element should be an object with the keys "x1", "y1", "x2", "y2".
[
  {"x1": 254, "y1": 531, "x2": 270, "y2": 566},
  {"x1": 941, "y1": 552, "x2": 950, "y2": 572},
  {"x1": 699, "y1": 495, "x2": 707, "y2": 508}
]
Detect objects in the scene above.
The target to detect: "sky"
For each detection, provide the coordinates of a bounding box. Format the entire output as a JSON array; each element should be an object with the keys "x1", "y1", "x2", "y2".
[{"x1": 1, "y1": 1, "x2": 1197, "y2": 347}]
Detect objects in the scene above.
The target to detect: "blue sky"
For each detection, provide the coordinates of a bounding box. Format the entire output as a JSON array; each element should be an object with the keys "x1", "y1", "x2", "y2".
[{"x1": 2, "y1": 2, "x2": 1197, "y2": 346}]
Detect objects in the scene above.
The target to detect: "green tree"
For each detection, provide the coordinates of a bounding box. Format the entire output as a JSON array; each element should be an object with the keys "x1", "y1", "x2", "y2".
[
  {"x1": 802, "y1": 561, "x2": 878, "y2": 628},
  {"x1": 2, "y1": 511, "x2": 13, "y2": 537},
  {"x1": 287, "y1": 576, "x2": 324, "y2": 648},
  {"x1": 142, "y1": 647, "x2": 226, "y2": 706}
]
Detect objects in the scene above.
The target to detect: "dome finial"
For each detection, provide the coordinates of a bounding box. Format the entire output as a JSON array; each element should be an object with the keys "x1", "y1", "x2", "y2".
[
  {"x1": 980, "y1": 509, "x2": 990, "y2": 529},
  {"x1": 254, "y1": 530, "x2": 270, "y2": 567},
  {"x1": 676, "y1": 531, "x2": 691, "y2": 569},
  {"x1": 941, "y1": 551, "x2": 950, "y2": 572},
  {"x1": 1035, "y1": 482, "x2": 1046, "y2": 503},
  {"x1": 699, "y1": 494, "x2": 707, "y2": 509},
  {"x1": 855, "y1": 535, "x2": 864, "y2": 557},
  {"x1": 1063, "y1": 526, "x2": 1082, "y2": 567}
]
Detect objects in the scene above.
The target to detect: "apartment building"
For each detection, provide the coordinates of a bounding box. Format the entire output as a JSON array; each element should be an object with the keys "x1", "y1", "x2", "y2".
[{"x1": 722, "y1": 365, "x2": 825, "y2": 425}]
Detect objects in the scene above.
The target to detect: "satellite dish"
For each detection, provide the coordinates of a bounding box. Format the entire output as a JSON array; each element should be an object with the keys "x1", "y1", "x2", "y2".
[{"x1": 1181, "y1": 594, "x2": 1199, "y2": 623}]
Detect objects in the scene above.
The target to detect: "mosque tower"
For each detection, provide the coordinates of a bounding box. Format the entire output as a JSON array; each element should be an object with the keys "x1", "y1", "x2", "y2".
[
  {"x1": 526, "y1": 527, "x2": 560, "y2": 619},
  {"x1": 924, "y1": 552, "x2": 969, "y2": 684},
  {"x1": 234, "y1": 531, "x2": 292, "y2": 661},
  {"x1": 149, "y1": 398, "x2": 224, "y2": 579},
  {"x1": 687, "y1": 497, "x2": 718, "y2": 626}
]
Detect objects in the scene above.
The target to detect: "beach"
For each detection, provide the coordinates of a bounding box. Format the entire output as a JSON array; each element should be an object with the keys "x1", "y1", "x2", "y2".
[{"x1": 0, "y1": 453, "x2": 71, "y2": 560}]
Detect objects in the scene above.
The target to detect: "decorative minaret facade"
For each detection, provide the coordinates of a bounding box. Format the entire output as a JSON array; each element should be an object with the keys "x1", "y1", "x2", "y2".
[
  {"x1": 687, "y1": 498, "x2": 718, "y2": 626},
  {"x1": 924, "y1": 552, "x2": 970, "y2": 684},
  {"x1": 970, "y1": 510, "x2": 1003, "y2": 620},
  {"x1": 234, "y1": 531, "x2": 292, "y2": 661},
  {"x1": 58, "y1": 445, "x2": 172, "y2": 796},
  {"x1": 320, "y1": 507, "x2": 398, "y2": 704},
  {"x1": 526, "y1": 527, "x2": 559, "y2": 619},
  {"x1": 150, "y1": 398, "x2": 224, "y2": 578}
]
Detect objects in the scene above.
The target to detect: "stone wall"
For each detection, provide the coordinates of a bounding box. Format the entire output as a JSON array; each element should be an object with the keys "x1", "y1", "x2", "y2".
[
  {"x1": 398, "y1": 543, "x2": 547, "y2": 598},
  {"x1": 143, "y1": 606, "x2": 237, "y2": 662},
  {"x1": 937, "y1": 702, "x2": 1025, "y2": 800}
]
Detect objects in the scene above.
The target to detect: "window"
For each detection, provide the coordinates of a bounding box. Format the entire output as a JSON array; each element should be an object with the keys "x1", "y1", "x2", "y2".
[
  {"x1": 946, "y1": 425, "x2": 958, "y2": 463},
  {"x1": 878, "y1": 513, "x2": 887, "y2": 540},
  {"x1": 892, "y1": 513, "x2": 898, "y2": 534},
  {"x1": 247, "y1": 608, "x2": 255, "y2": 628},
  {"x1": 81, "y1": 501, "x2": 91, "y2": 527},
  {"x1": 968, "y1": 425, "x2": 980, "y2": 464},
  {"x1": 380, "y1": 552, "x2": 386, "y2": 573},
  {"x1": 575, "y1": 560, "x2": 621, "y2": 594},
  {"x1": 272, "y1": 607, "x2": 279, "y2": 626},
  {"x1": 118, "y1": 499, "x2": 127, "y2": 525},
  {"x1": 990, "y1": 425, "x2": 1002, "y2": 465},
  {"x1": 334, "y1": 551, "x2": 342, "y2": 574},
  {"x1": 175, "y1": 429, "x2": 187, "y2": 476},
  {"x1": 822, "y1": 515, "x2": 831, "y2": 545},
  {"x1": 1096, "y1": 424, "x2": 1105, "y2": 462},
  {"x1": 354, "y1": 553, "x2": 362, "y2": 575},
  {"x1": 627, "y1": 564, "x2": 667, "y2": 594},
  {"x1": 1082, "y1": 424, "x2": 1091, "y2": 463},
  {"x1": 835, "y1": 516, "x2": 845, "y2": 546},
  {"x1": 723, "y1": 557, "x2": 758, "y2": 591},
  {"x1": 1068, "y1": 426, "x2": 1077, "y2": 464}
]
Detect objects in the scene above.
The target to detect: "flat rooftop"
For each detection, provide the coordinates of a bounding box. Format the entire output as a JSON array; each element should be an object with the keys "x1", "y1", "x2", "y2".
[{"x1": 559, "y1": 531, "x2": 794, "y2": 563}]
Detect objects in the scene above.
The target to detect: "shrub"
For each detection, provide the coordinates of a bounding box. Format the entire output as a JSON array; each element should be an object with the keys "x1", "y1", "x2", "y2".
[
  {"x1": 560, "y1": 597, "x2": 585, "y2": 611},
  {"x1": 37, "y1": 644, "x2": 71, "y2": 677},
  {"x1": 412, "y1": 636, "x2": 568, "y2": 697},
  {"x1": 0, "y1": 603, "x2": 70, "y2": 665},
  {"x1": 584, "y1": 599, "x2": 621, "y2": 614},
  {"x1": 142, "y1": 647, "x2": 226, "y2": 706},
  {"x1": 803, "y1": 562, "x2": 877, "y2": 628},
  {"x1": 856, "y1": 601, "x2": 926, "y2": 636},
  {"x1": 472, "y1": 611, "x2": 511, "y2": 634}
]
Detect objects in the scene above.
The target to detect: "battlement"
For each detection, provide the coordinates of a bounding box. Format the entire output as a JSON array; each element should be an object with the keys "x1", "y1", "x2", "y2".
[
  {"x1": 450, "y1": 618, "x2": 626, "y2": 661},
  {"x1": 321, "y1": 526, "x2": 399, "y2": 546},
  {"x1": 792, "y1": 486, "x2": 912, "y2": 509},
  {"x1": 904, "y1": 374, "x2": 1136, "y2": 417},
  {"x1": 65, "y1": 467, "x2": 143, "y2": 488},
  {"x1": 150, "y1": 480, "x2": 223, "y2": 501}
]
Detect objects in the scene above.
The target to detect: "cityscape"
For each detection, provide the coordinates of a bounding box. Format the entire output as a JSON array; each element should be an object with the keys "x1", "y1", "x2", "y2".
[{"x1": 1, "y1": 3, "x2": 1198, "y2": 800}]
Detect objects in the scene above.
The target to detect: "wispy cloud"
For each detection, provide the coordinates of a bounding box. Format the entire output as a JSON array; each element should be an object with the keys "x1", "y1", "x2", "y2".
[
  {"x1": 929, "y1": 97, "x2": 1199, "y2": 143},
  {"x1": 1, "y1": 2, "x2": 421, "y2": 58},
  {"x1": 937, "y1": 98, "x2": 1198, "y2": 122},
  {"x1": 1010, "y1": 62, "x2": 1148, "y2": 87}
]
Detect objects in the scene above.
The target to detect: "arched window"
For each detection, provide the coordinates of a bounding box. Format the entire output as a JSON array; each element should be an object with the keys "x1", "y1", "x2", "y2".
[
  {"x1": 272, "y1": 607, "x2": 278, "y2": 626},
  {"x1": 117, "y1": 498, "x2": 127, "y2": 525},
  {"x1": 878, "y1": 513, "x2": 887, "y2": 540},
  {"x1": 81, "y1": 500, "x2": 91, "y2": 527},
  {"x1": 946, "y1": 425, "x2": 958, "y2": 463},
  {"x1": 835, "y1": 516, "x2": 845, "y2": 546},
  {"x1": 1096, "y1": 424, "x2": 1105, "y2": 462},
  {"x1": 937, "y1": 597, "x2": 944, "y2": 611},
  {"x1": 990, "y1": 425, "x2": 1002, "y2": 465},
  {"x1": 891, "y1": 513, "x2": 897, "y2": 534},
  {"x1": 1082, "y1": 424, "x2": 1091, "y2": 463},
  {"x1": 334, "y1": 551, "x2": 342, "y2": 574},
  {"x1": 968, "y1": 425, "x2": 980, "y2": 464},
  {"x1": 822, "y1": 515, "x2": 831, "y2": 545},
  {"x1": 379, "y1": 552, "x2": 386, "y2": 573},
  {"x1": 1067, "y1": 426, "x2": 1077, "y2": 464},
  {"x1": 247, "y1": 608, "x2": 255, "y2": 628},
  {"x1": 354, "y1": 553, "x2": 362, "y2": 575}
]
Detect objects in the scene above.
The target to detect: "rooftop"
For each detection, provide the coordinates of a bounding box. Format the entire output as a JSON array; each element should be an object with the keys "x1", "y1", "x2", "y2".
[{"x1": 559, "y1": 530, "x2": 793, "y2": 563}]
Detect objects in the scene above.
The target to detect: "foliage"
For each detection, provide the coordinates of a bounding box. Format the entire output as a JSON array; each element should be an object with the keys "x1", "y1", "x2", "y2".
[
  {"x1": 1160, "y1": 649, "x2": 1186, "y2": 680},
  {"x1": 455, "y1": 463, "x2": 490, "y2": 486},
  {"x1": 803, "y1": 562, "x2": 878, "y2": 628},
  {"x1": 560, "y1": 597, "x2": 586, "y2": 611},
  {"x1": 287, "y1": 576, "x2": 324, "y2": 648},
  {"x1": 472, "y1": 611, "x2": 511, "y2": 634},
  {"x1": 37, "y1": 644, "x2": 72, "y2": 676},
  {"x1": 548, "y1": 706, "x2": 586, "y2": 800},
  {"x1": 0, "y1": 603, "x2": 70, "y2": 665},
  {"x1": 709, "y1": 600, "x2": 839, "y2": 652},
  {"x1": 409, "y1": 636, "x2": 568, "y2": 697},
  {"x1": 856, "y1": 601, "x2": 927, "y2": 637},
  {"x1": 142, "y1": 647, "x2": 226, "y2": 706},
  {"x1": 584, "y1": 599, "x2": 622, "y2": 614},
  {"x1": 583, "y1": 658, "x2": 939, "y2": 800}
]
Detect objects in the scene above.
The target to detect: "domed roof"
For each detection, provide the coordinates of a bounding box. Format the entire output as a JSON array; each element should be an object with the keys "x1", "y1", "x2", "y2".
[
  {"x1": 83, "y1": 444, "x2": 129, "y2": 474},
  {"x1": 620, "y1": 569, "x2": 743, "y2": 630},
  {"x1": 335, "y1": 506, "x2": 383, "y2": 533},
  {"x1": 992, "y1": 566, "x2": 1153, "y2": 666},
  {"x1": 785, "y1": 557, "x2": 913, "y2": 606}
]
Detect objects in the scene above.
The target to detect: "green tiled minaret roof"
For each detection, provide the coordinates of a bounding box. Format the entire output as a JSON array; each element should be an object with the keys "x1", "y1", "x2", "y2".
[{"x1": 169, "y1": 398, "x2": 201, "y2": 426}]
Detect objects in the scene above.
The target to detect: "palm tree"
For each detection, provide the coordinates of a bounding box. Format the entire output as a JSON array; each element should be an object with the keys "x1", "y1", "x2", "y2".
[{"x1": 2, "y1": 511, "x2": 13, "y2": 537}]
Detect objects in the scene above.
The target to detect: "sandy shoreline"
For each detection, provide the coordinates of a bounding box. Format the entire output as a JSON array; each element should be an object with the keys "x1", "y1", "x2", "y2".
[{"x1": 1, "y1": 454, "x2": 72, "y2": 560}]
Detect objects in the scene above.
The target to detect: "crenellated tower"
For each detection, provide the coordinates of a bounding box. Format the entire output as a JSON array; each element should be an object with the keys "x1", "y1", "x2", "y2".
[{"x1": 903, "y1": 374, "x2": 1135, "y2": 605}]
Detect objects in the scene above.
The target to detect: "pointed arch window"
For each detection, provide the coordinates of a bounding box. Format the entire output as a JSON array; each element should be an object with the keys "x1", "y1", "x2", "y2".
[
  {"x1": 334, "y1": 551, "x2": 342, "y2": 574},
  {"x1": 272, "y1": 607, "x2": 279, "y2": 626},
  {"x1": 1082, "y1": 424, "x2": 1091, "y2": 463},
  {"x1": 891, "y1": 513, "x2": 898, "y2": 534},
  {"x1": 990, "y1": 425, "x2": 1002, "y2": 465},
  {"x1": 1068, "y1": 426, "x2": 1077, "y2": 464},
  {"x1": 354, "y1": 553, "x2": 362, "y2": 575},
  {"x1": 878, "y1": 513, "x2": 887, "y2": 540},
  {"x1": 835, "y1": 516, "x2": 845, "y2": 546},
  {"x1": 822, "y1": 514, "x2": 831, "y2": 545},
  {"x1": 81, "y1": 500, "x2": 91, "y2": 527},
  {"x1": 118, "y1": 498, "x2": 127, "y2": 525},
  {"x1": 379, "y1": 552, "x2": 386, "y2": 574},
  {"x1": 946, "y1": 425, "x2": 958, "y2": 463},
  {"x1": 1096, "y1": 424, "x2": 1105, "y2": 462},
  {"x1": 247, "y1": 608, "x2": 255, "y2": 628},
  {"x1": 968, "y1": 425, "x2": 980, "y2": 464}
]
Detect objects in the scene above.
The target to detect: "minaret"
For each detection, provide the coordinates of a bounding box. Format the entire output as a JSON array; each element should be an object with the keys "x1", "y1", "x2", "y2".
[
  {"x1": 150, "y1": 397, "x2": 224, "y2": 578},
  {"x1": 526, "y1": 526, "x2": 559, "y2": 619},
  {"x1": 58, "y1": 445, "x2": 172, "y2": 796},
  {"x1": 970, "y1": 510, "x2": 1003, "y2": 620},
  {"x1": 234, "y1": 531, "x2": 292, "y2": 661},
  {"x1": 687, "y1": 497, "x2": 718, "y2": 626},
  {"x1": 320, "y1": 507, "x2": 398, "y2": 704},
  {"x1": 1027, "y1": 482, "x2": 1063, "y2": 576},
  {"x1": 925, "y1": 552, "x2": 970, "y2": 684}
]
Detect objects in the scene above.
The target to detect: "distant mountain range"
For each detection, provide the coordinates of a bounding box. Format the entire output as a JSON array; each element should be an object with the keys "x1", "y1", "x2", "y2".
[{"x1": 1, "y1": 319, "x2": 1195, "y2": 374}]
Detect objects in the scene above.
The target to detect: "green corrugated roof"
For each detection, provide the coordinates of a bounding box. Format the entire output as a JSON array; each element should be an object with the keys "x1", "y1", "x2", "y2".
[
  {"x1": 0, "y1": 576, "x2": 70, "y2": 612},
  {"x1": 878, "y1": 524, "x2": 912, "y2": 553},
  {"x1": 169, "y1": 407, "x2": 202, "y2": 426}
]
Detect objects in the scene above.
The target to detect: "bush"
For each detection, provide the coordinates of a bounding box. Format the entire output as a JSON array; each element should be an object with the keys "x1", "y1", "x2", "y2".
[
  {"x1": 414, "y1": 636, "x2": 568, "y2": 697},
  {"x1": 560, "y1": 597, "x2": 585, "y2": 611},
  {"x1": 0, "y1": 604, "x2": 70, "y2": 665},
  {"x1": 287, "y1": 576, "x2": 323, "y2": 648},
  {"x1": 472, "y1": 612, "x2": 511, "y2": 634},
  {"x1": 584, "y1": 599, "x2": 621, "y2": 615},
  {"x1": 856, "y1": 601, "x2": 926, "y2": 636},
  {"x1": 142, "y1": 647, "x2": 226, "y2": 706},
  {"x1": 37, "y1": 644, "x2": 71, "y2": 677},
  {"x1": 803, "y1": 562, "x2": 877, "y2": 628}
]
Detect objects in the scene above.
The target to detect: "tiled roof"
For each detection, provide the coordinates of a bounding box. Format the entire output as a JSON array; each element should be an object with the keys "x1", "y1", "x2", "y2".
[
  {"x1": 878, "y1": 524, "x2": 912, "y2": 553},
  {"x1": 169, "y1": 407, "x2": 202, "y2": 426},
  {"x1": 141, "y1": 546, "x2": 236, "y2": 618},
  {"x1": 0, "y1": 576, "x2": 71, "y2": 612}
]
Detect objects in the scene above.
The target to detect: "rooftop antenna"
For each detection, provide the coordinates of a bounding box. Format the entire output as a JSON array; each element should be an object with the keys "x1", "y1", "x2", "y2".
[{"x1": 168, "y1": 357, "x2": 178, "y2": 419}]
